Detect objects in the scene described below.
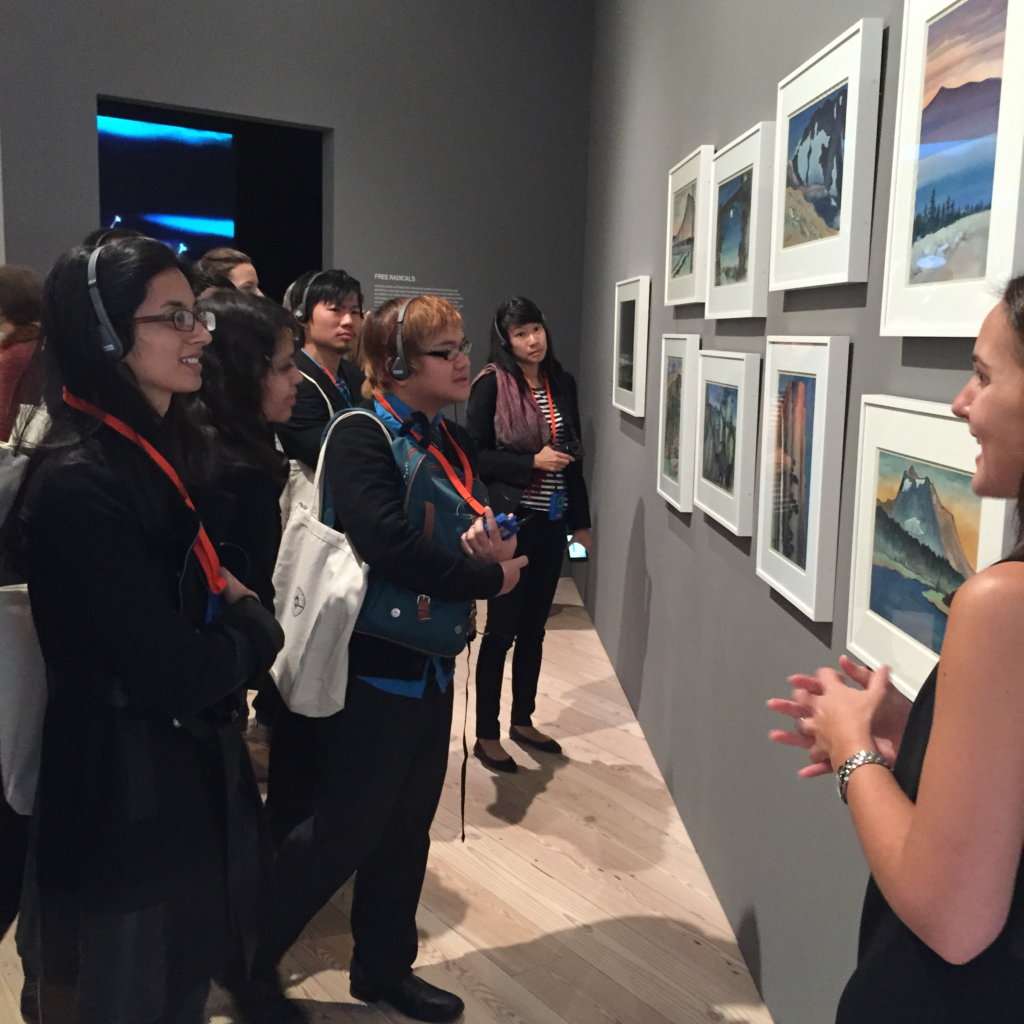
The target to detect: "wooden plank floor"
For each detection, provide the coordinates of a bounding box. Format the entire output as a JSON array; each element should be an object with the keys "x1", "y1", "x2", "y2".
[{"x1": 0, "y1": 579, "x2": 772, "y2": 1024}]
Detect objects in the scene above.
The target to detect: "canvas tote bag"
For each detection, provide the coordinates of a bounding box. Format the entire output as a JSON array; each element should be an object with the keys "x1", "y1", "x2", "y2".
[
  {"x1": 278, "y1": 372, "x2": 337, "y2": 529},
  {"x1": 270, "y1": 410, "x2": 382, "y2": 717}
]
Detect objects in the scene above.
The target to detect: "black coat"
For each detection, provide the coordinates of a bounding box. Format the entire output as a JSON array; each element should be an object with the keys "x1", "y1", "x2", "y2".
[
  {"x1": 12, "y1": 423, "x2": 283, "y2": 1018},
  {"x1": 275, "y1": 349, "x2": 369, "y2": 470},
  {"x1": 465, "y1": 369, "x2": 592, "y2": 532}
]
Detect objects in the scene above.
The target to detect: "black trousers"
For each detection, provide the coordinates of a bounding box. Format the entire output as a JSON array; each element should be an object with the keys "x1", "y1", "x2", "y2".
[
  {"x1": 259, "y1": 672, "x2": 453, "y2": 988},
  {"x1": 0, "y1": 787, "x2": 30, "y2": 939},
  {"x1": 475, "y1": 511, "x2": 566, "y2": 740}
]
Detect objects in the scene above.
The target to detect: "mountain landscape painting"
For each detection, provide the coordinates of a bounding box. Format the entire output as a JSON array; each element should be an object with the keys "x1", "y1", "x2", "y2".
[
  {"x1": 783, "y1": 83, "x2": 847, "y2": 248},
  {"x1": 662, "y1": 355, "x2": 683, "y2": 482},
  {"x1": 909, "y1": 0, "x2": 1008, "y2": 284},
  {"x1": 702, "y1": 382, "x2": 738, "y2": 492},
  {"x1": 771, "y1": 373, "x2": 816, "y2": 569},
  {"x1": 870, "y1": 451, "x2": 981, "y2": 654},
  {"x1": 715, "y1": 168, "x2": 753, "y2": 286},
  {"x1": 671, "y1": 180, "x2": 697, "y2": 278},
  {"x1": 617, "y1": 298, "x2": 636, "y2": 392}
]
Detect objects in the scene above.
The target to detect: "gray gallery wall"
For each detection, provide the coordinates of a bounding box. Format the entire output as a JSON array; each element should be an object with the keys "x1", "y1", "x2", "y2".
[
  {"x1": 0, "y1": 0, "x2": 592, "y2": 377},
  {"x1": 574, "y1": 2, "x2": 978, "y2": 1022}
]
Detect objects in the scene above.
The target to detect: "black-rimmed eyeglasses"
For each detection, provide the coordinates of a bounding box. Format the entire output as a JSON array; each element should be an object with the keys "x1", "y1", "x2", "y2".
[
  {"x1": 133, "y1": 309, "x2": 216, "y2": 332},
  {"x1": 423, "y1": 340, "x2": 472, "y2": 361}
]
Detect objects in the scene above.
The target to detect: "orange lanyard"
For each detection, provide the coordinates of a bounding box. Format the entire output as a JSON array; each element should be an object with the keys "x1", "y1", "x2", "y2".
[
  {"x1": 376, "y1": 395, "x2": 486, "y2": 516},
  {"x1": 63, "y1": 388, "x2": 226, "y2": 596},
  {"x1": 530, "y1": 376, "x2": 558, "y2": 445}
]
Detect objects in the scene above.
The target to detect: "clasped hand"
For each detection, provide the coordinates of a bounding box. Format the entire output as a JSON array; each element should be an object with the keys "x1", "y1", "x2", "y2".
[{"x1": 767, "y1": 655, "x2": 909, "y2": 779}]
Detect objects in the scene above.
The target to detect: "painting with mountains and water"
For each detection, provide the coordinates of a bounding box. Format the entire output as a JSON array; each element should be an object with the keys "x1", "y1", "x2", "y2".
[
  {"x1": 784, "y1": 83, "x2": 847, "y2": 248},
  {"x1": 670, "y1": 181, "x2": 696, "y2": 278},
  {"x1": 909, "y1": 0, "x2": 1008, "y2": 284},
  {"x1": 871, "y1": 450, "x2": 981, "y2": 654}
]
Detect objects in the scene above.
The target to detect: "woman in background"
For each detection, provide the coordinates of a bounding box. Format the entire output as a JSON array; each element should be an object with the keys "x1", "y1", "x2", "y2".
[
  {"x1": 769, "y1": 277, "x2": 1024, "y2": 1022},
  {"x1": 466, "y1": 297, "x2": 591, "y2": 772},
  {"x1": 0, "y1": 265, "x2": 44, "y2": 441}
]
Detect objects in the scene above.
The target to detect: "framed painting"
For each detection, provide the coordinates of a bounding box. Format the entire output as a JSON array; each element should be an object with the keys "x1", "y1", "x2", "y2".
[
  {"x1": 879, "y1": 0, "x2": 1024, "y2": 337},
  {"x1": 665, "y1": 145, "x2": 715, "y2": 306},
  {"x1": 656, "y1": 334, "x2": 702, "y2": 511},
  {"x1": 769, "y1": 19, "x2": 884, "y2": 291},
  {"x1": 612, "y1": 275, "x2": 651, "y2": 417},
  {"x1": 755, "y1": 336, "x2": 850, "y2": 620},
  {"x1": 706, "y1": 123, "x2": 776, "y2": 319},
  {"x1": 847, "y1": 395, "x2": 1015, "y2": 698},
  {"x1": 693, "y1": 350, "x2": 762, "y2": 535}
]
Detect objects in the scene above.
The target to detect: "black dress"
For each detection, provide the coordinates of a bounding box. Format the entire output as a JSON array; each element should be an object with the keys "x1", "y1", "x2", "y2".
[{"x1": 837, "y1": 648, "x2": 1024, "y2": 1021}]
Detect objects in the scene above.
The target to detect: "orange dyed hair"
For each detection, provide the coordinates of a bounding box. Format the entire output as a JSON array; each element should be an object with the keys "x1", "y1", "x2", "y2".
[{"x1": 356, "y1": 294, "x2": 463, "y2": 397}]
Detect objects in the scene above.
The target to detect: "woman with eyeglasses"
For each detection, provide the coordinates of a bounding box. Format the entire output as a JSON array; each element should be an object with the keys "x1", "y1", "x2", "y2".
[
  {"x1": 3, "y1": 238, "x2": 284, "y2": 1024},
  {"x1": 237, "y1": 295, "x2": 526, "y2": 1024},
  {"x1": 465, "y1": 296, "x2": 592, "y2": 772}
]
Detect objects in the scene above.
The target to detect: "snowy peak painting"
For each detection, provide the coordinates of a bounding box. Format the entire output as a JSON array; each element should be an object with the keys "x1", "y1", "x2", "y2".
[
  {"x1": 784, "y1": 83, "x2": 848, "y2": 248},
  {"x1": 910, "y1": 0, "x2": 1008, "y2": 284},
  {"x1": 871, "y1": 451, "x2": 980, "y2": 654},
  {"x1": 671, "y1": 181, "x2": 696, "y2": 278}
]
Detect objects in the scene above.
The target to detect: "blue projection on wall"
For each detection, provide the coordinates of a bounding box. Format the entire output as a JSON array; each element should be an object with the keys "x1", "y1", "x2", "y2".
[{"x1": 97, "y1": 114, "x2": 237, "y2": 256}]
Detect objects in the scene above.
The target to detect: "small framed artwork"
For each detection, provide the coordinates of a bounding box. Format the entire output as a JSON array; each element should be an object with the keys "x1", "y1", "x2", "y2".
[
  {"x1": 612, "y1": 275, "x2": 651, "y2": 417},
  {"x1": 693, "y1": 350, "x2": 762, "y2": 536},
  {"x1": 656, "y1": 334, "x2": 702, "y2": 511},
  {"x1": 769, "y1": 19, "x2": 884, "y2": 291},
  {"x1": 879, "y1": 0, "x2": 1024, "y2": 337},
  {"x1": 665, "y1": 145, "x2": 715, "y2": 306},
  {"x1": 706, "y1": 123, "x2": 776, "y2": 319},
  {"x1": 847, "y1": 395, "x2": 1015, "y2": 698},
  {"x1": 755, "y1": 336, "x2": 851, "y2": 621}
]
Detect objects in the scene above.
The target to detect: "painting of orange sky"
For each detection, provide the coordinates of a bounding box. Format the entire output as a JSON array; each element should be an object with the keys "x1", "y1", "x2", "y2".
[{"x1": 923, "y1": 0, "x2": 1007, "y2": 108}]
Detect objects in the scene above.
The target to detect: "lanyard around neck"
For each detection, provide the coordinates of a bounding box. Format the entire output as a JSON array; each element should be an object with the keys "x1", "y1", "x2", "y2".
[
  {"x1": 376, "y1": 395, "x2": 486, "y2": 516},
  {"x1": 529, "y1": 375, "x2": 558, "y2": 446},
  {"x1": 62, "y1": 388, "x2": 226, "y2": 596}
]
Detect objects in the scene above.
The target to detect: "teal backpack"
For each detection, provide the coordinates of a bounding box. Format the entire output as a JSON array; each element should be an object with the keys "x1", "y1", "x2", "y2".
[{"x1": 320, "y1": 408, "x2": 488, "y2": 658}]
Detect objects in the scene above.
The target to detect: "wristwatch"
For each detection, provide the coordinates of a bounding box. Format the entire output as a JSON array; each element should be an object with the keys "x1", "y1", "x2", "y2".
[{"x1": 836, "y1": 750, "x2": 892, "y2": 804}]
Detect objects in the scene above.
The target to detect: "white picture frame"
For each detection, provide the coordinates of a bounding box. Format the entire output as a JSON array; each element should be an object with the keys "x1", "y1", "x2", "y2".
[
  {"x1": 755, "y1": 336, "x2": 850, "y2": 620},
  {"x1": 847, "y1": 395, "x2": 1015, "y2": 699},
  {"x1": 612, "y1": 275, "x2": 651, "y2": 417},
  {"x1": 879, "y1": 0, "x2": 1024, "y2": 337},
  {"x1": 665, "y1": 145, "x2": 715, "y2": 306},
  {"x1": 769, "y1": 19, "x2": 884, "y2": 291},
  {"x1": 706, "y1": 123, "x2": 776, "y2": 319},
  {"x1": 693, "y1": 350, "x2": 762, "y2": 535},
  {"x1": 656, "y1": 334, "x2": 702, "y2": 511}
]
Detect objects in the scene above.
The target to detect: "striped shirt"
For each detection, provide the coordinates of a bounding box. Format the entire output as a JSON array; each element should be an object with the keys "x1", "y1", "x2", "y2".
[{"x1": 521, "y1": 385, "x2": 568, "y2": 515}]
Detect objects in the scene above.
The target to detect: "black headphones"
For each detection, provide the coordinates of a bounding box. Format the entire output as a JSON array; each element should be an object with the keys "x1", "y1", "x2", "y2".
[
  {"x1": 293, "y1": 270, "x2": 327, "y2": 322},
  {"x1": 87, "y1": 246, "x2": 124, "y2": 360},
  {"x1": 494, "y1": 316, "x2": 512, "y2": 351},
  {"x1": 390, "y1": 298, "x2": 414, "y2": 381}
]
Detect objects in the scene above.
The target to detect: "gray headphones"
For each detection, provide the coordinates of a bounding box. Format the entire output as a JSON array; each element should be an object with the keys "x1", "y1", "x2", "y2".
[
  {"x1": 87, "y1": 246, "x2": 124, "y2": 359},
  {"x1": 494, "y1": 316, "x2": 512, "y2": 351},
  {"x1": 293, "y1": 270, "x2": 327, "y2": 323},
  {"x1": 390, "y1": 297, "x2": 414, "y2": 381}
]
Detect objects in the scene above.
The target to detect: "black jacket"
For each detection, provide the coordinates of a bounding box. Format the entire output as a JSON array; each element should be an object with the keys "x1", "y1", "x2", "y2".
[
  {"x1": 465, "y1": 369, "x2": 592, "y2": 532},
  {"x1": 325, "y1": 410, "x2": 504, "y2": 680},
  {"x1": 275, "y1": 349, "x2": 369, "y2": 469},
  {"x1": 12, "y1": 423, "x2": 283, "y2": 1015}
]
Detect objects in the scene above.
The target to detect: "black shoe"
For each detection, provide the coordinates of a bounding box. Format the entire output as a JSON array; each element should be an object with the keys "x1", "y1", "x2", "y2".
[
  {"x1": 510, "y1": 726, "x2": 563, "y2": 755},
  {"x1": 20, "y1": 974, "x2": 40, "y2": 1024},
  {"x1": 473, "y1": 739, "x2": 518, "y2": 773},
  {"x1": 351, "y1": 971, "x2": 465, "y2": 1023},
  {"x1": 231, "y1": 966, "x2": 308, "y2": 1024}
]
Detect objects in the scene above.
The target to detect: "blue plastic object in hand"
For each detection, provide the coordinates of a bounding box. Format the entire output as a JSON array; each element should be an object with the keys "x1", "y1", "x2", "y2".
[{"x1": 482, "y1": 512, "x2": 520, "y2": 540}]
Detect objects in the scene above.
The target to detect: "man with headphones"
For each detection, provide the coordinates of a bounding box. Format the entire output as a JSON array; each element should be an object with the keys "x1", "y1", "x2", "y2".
[{"x1": 276, "y1": 268, "x2": 370, "y2": 469}]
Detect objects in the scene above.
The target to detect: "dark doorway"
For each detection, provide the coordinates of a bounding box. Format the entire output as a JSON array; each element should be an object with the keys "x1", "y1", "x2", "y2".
[{"x1": 97, "y1": 98, "x2": 323, "y2": 302}]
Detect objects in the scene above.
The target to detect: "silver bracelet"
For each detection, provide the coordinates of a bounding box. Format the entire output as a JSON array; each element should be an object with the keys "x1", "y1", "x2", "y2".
[{"x1": 836, "y1": 750, "x2": 892, "y2": 804}]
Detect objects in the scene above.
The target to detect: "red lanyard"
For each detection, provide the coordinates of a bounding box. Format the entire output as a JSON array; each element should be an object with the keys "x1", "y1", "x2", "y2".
[
  {"x1": 63, "y1": 388, "x2": 226, "y2": 596},
  {"x1": 376, "y1": 395, "x2": 486, "y2": 516},
  {"x1": 530, "y1": 376, "x2": 558, "y2": 445}
]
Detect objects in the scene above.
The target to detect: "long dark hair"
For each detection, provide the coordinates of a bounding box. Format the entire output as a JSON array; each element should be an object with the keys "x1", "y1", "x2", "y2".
[
  {"x1": 488, "y1": 296, "x2": 564, "y2": 392},
  {"x1": 194, "y1": 290, "x2": 300, "y2": 480}
]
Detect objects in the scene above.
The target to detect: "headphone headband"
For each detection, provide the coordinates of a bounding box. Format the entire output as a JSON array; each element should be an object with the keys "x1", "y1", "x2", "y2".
[
  {"x1": 87, "y1": 246, "x2": 124, "y2": 359},
  {"x1": 293, "y1": 270, "x2": 328, "y2": 322},
  {"x1": 390, "y1": 297, "x2": 414, "y2": 381}
]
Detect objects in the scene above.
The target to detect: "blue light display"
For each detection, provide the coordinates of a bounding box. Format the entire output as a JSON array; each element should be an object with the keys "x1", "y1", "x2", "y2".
[
  {"x1": 142, "y1": 214, "x2": 236, "y2": 237},
  {"x1": 97, "y1": 115, "x2": 232, "y2": 148}
]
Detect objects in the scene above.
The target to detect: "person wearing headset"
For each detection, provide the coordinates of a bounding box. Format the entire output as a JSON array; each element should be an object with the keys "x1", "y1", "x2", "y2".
[
  {"x1": 465, "y1": 296, "x2": 592, "y2": 772},
  {"x1": 3, "y1": 238, "x2": 284, "y2": 1023},
  {"x1": 275, "y1": 269, "x2": 369, "y2": 470}
]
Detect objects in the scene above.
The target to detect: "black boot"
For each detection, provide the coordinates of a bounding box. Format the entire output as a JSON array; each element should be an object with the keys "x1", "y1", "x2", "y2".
[
  {"x1": 350, "y1": 963, "x2": 464, "y2": 1023},
  {"x1": 230, "y1": 960, "x2": 308, "y2": 1024},
  {"x1": 20, "y1": 972, "x2": 40, "y2": 1024}
]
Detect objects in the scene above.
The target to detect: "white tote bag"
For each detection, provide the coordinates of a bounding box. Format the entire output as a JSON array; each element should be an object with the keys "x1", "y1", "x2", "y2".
[
  {"x1": 278, "y1": 372, "x2": 336, "y2": 529},
  {"x1": 271, "y1": 410, "x2": 382, "y2": 717},
  {"x1": 0, "y1": 585, "x2": 46, "y2": 816}
]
